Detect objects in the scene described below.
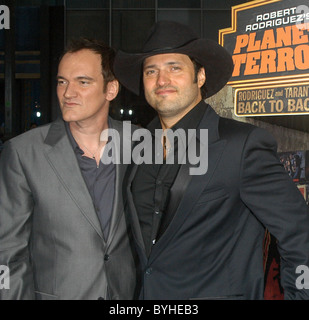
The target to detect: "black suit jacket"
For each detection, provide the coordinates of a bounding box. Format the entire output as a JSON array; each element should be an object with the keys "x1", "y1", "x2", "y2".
[{"x1": 125, "y1": 103, "x2": 309, "y2": 300}]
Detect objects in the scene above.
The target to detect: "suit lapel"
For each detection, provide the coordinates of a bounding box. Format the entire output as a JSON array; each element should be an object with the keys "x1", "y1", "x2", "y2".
[
  {"x1": 149, "y1": 105, "x2": 226, "y2": 262},
  {"x1": 126, "y1": 161, "x2": 147, "y2": 255},
  {"x1": 105, "y1": 119, "x2": 129, "y2": 247},
  {"x1": 43, "y1": 118, "x2": 104, "y2": 240},
  {"x1": 155, "y1": 135, "x2": 196, "y2": 241},
  {"x1": 110, "y1": 122, "x2": 148, "y2": 259}
]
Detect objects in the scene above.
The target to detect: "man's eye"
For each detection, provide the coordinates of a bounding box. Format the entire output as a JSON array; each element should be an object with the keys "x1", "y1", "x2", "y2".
[
  {"x1": 57, "y1": 80, "x2": 67, "y2": 86},
  {"x1": 171, "y1": 66, "x2": 181, "y2": 71},
  {"x1": 145, "y1": 70, "x2": 156, "y2": 76},
  {"x1": 80, "y1": 81, "x2": 90, "y2": 85}
]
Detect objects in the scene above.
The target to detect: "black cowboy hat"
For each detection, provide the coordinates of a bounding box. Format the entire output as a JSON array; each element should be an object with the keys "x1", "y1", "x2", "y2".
[{"x1": 113, "y1": 21, "x2": 234, "y2": 98}]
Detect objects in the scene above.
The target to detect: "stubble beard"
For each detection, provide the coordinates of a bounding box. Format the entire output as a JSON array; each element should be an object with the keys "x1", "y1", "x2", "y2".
[{"x1": 145, "y1": 86, "x2": 200, "y2": 119}]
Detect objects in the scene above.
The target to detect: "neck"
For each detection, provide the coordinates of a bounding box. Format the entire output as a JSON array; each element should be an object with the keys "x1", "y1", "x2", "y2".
[
  {"x1": 159, "y1": 99, "x2": 202, "y2": 130},
  {"x1": 69, "y1": 114, "x2": 109, "y2": 144},
  {"x1": 69, "y1": 118, "x2": 109, "y2": 162},
  {"x1": 69, "y1": 119, "x2": 109, "y2": 166},
  {"x1": 159, "y1": 117, "x2": 175, "y2": 131}
]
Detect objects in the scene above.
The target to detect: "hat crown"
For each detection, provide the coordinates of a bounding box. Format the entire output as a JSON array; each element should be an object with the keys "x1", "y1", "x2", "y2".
[
  {"x1": 114, "y1": 20, "x2": 233, "y2": 98},
  {"x1": 142, "y1": 21, "x2": 198, "y2": 53}
]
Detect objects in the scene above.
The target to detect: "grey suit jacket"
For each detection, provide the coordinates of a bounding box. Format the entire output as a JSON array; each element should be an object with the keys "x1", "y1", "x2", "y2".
[{"x1": 0, "y1": 117, "x2": 138, "y2": 300}]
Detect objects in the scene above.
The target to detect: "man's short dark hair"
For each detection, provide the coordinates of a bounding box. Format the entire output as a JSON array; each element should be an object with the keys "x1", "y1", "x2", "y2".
[
  {"x1": 60, "y1": 38, "x2": 116, "y2": 88},
  {"x1": 190, "y1": 58, "x2": 207, "y2": 100}
]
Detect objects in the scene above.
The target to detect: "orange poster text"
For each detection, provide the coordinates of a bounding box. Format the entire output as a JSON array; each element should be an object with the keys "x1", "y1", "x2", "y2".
[{"x1": 232, "y1": 23, "x2": 309, "y2": 77}]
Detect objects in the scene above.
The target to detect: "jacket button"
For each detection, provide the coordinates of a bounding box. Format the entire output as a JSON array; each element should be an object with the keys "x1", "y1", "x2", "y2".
[
  {"x1": 104, "y1": 254, "x2": 110, "y2": 261},
  {"x1": 145, "y1": 267, "x2": 152, "y2": 275}
]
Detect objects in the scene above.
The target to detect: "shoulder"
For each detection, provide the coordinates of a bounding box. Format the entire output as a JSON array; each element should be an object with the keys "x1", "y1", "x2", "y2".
[
  {"x1": 0, "y1": 122, "x2": 55, "y2": 166},
  {"x1": 4, "y1": 122, "x2": 54, "y2": 150},
  {"x1": 219, "y1": 117, "x2": 255, "y2": 136},
  {"x1": 219, "y1": 116, "x2": 275, "y2": 142}
]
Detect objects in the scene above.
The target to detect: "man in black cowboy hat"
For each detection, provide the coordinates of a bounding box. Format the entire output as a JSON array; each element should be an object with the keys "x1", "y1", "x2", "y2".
[{"x1": 114, "y1": 21, "x2": 309, "y2": 300}]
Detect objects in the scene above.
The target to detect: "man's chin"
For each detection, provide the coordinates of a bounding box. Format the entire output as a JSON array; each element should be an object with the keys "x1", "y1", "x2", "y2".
[
  {"x1": 61, "y1": 113, "x2": 79, "y2": 123},
  {"x1": 154, "y1": 103, "x2": 178, "y2": 116}
]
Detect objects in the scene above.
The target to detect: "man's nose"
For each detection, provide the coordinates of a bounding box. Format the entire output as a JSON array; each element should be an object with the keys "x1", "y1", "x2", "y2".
[
  {"x1": 63, "y1": 83, "x2": 77, "y2": 98},
  {"x1": 156, "y1": 70, "x2": 171, "y2": 87}
]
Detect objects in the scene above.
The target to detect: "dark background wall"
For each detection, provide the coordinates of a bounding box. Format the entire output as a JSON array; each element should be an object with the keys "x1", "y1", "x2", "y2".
[{"x1": 0, "y1": 0, "x2": 247, "y2": 137}]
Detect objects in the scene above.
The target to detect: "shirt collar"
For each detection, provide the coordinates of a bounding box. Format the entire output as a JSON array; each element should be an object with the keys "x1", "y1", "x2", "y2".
[{"x1": 65, "y1": 121, "x2": 81, "y2": 153}]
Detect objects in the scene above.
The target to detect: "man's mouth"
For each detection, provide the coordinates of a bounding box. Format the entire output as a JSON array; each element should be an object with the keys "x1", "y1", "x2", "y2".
[
  {"x1": 155, "y1": 87, "x2": 177, "y2": 96},
  {"x1": 63, "y1": 101, "x2": 79, "y2": 107}
]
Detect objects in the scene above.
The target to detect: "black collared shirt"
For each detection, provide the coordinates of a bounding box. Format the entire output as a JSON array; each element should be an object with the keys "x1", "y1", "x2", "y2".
[
  {"x1": 65, "y1": 122, "x2": 115, "y2": 240},
  {"x1": 131, "y1": 101, "x2": 208, "y2": 256}
]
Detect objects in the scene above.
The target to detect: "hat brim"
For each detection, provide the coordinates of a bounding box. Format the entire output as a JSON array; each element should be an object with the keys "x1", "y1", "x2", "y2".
[{"x1": 114, "y1": 38, "x2": 234, "y2": 98}]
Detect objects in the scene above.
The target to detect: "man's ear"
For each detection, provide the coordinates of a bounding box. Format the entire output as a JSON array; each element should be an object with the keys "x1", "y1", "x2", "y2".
[
  {"x1": 197, "y1": 67, "x2": 206, "y2": 88},
  {"x1": 105, "y1": 80, "x2": 119, "y2": 101}
]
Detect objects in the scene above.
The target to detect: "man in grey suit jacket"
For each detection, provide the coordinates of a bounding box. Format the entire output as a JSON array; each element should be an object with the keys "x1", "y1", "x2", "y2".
[
  {"x1": 0, "y1": 39, "x2": 138, "y2": 300},
  {"x1": 113, "y1": 21, "x2": 309, "y2": 299}
]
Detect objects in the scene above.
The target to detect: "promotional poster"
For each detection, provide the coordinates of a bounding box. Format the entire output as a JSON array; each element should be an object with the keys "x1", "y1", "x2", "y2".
[{"x1": 220, "y1": 0, "x2": 309, "y2": 116}]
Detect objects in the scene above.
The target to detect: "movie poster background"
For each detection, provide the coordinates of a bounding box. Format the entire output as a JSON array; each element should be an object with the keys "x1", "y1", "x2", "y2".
[{"x1": 264, "y1": 149, "x2": 309, "y2": 299}]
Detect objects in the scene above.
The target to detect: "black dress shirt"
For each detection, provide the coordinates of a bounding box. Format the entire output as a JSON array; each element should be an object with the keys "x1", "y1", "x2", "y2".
[
  {"x1": 65, "y1": 122, "x2": 115, "y2": 240},
  {"x1": 131, "y1": 101, "x2": 208, "y2": 256}
]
